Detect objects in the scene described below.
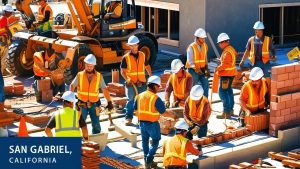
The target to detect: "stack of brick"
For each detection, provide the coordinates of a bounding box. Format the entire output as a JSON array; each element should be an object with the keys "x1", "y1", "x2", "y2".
[
  {"x1": 270, "y1": 63, "x2": 300, "y2": 136},
  {"x1": 82, "y1": 141, "x2": 100, "y2": 169},
  {"x1": 159, "y1": 112, "x2": 177, "y2": 135},
  {"x1": 244, "y1": 112, "x2": 270, "y2": 132},
  {"x1": 269, "y1": 151, "x2": 300, "y2": 168},
  {"x1": 4, "y1": 81, "x2": 25, "y2": 96},
  {"x1": 112, "y1": 97, "x2": 127, "y2": 109},
  {"x1": 232, "y1": 68, "x2": 250, "y2": 89},
  {"x1": 37, "y1": 79, "x2": 53, "y2": 103},
  {"x1": 24, "y1": 114, "x2": 51, "y2": 125},
  {"x1": 0, "y1": 112, "x2": 20, "y2": 127},
  {"x1": 100, "y1": 156, "x2": 138, "y2": 169},
  {"x1": 107, "y1": 83, "x2": 125, "y2": 97},
  {"x1": 160, "y1": 72, "x2": 171, "y2": 90}
]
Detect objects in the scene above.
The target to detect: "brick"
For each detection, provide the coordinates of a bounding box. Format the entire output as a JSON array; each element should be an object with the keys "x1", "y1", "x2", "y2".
[
  {"x1": 271, "y1": 95, "x2": 279, "y2": 102},
  {"x1": 37, "y1": 79, "x2": 51, "y2": 91},
  {"x1": 297, "y1": 112, "x2": 300, "y2": 119},
  {"x1": 271, "y1": 101, "x2": 286, "y2": 110},
  {"x1": 269, "y1": 129, "x2": 277, "y2": 137},
  {"x1": 293, "y1": 78, "x2": 300, "y2": 85},
  {"x1": 286, "y1": 100, "x2": 297, "y2": 108},
  {"x1": 278, "y1": 87, "x2": 289, "y2": 95},
  {"x1": 276, "y1": 81, "x2": 285, "y2": 89},
  {"x1": 279, "y1": 94, "x2": 291, "y2": 102},
  {"x1": 292, "y1": 92, "x2": 300, "y2": 100},
  {"x1": 284, "y1": 79, "x2": 294, "y2": 87},
  {"x1": 276, "y1": 116, "x2": 285, "y2": 123},
  {"x1": 272, "y1": 74, "x2": 279, "y2": 81},
  {"x1": 289, "y1": 72, "x2": 299, "y2": 79},
  {"x1": 270, "y1": 110, "x2": 281, "y2": 117},
  {"x1": 291, "y1": 106, "x2": 300, "y2": 114},
  {"x1": 297, "y1": 99, "x2": 300, "y2": 105},
  {"x1": 271, "y1": 88, "x2": 278, "y2": 95},
  {"x1": 284, "y1": 114, "x2": 292, "y2": 122},
  {"x1": 281, "y1": 108, "x2": 291, "y2": 116},
  {"x1": 270, "y1": 116, "x2": 276, "y2": 123},
  {"x1": 272, "y1": 65, "x2": 286, "y2": 75},
  {"x1": 290, "y1": 113, "x2": 297, "y2": 120},
  {"x1": 278, "y1": 74, "x2": 289, "y2": 81},
  {"x1": 285, "y1": 65, "x2": 295, "y2": 73},
  {"x1": 269, "y1": 123, "x2": 283, "y2": 130},
  {"x1": 295, "y1": 64, "x2": 300, "y2": 71}
]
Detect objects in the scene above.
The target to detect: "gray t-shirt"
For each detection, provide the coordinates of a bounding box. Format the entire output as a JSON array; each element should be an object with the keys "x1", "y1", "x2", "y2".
[
  {"x1": 71, "y1": 72, "x2": 107, "y2": 89},
  {"x1": 245, "y1": 36, "x2": 274, "y2": 61}
]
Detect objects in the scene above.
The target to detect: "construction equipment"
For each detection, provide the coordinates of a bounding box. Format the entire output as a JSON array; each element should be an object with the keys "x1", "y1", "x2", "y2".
[{"x1": 7, "y1": 0, "x2": 158, "y2": 86}]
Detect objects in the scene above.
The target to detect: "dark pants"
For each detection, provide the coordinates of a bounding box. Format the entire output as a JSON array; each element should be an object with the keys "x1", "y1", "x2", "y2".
[{"x1": 218, "y1": 76, "x2": 234, "y2": 114}]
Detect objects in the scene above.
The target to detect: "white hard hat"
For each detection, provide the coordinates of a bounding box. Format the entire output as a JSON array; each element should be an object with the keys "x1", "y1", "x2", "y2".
[
  {"x1": 3, "y1": 4, "x2": 14, "y2": 13},
  {"x1": 194, "y1": 28, "x2": 207, "y2": 38},
  {"x1": 249, "y1": 67, "x2": 264, "y2": 81},
  {"x1": 174, "y1": 120, "x2": 189, "y2": 131},
  {"x1": 62, "y1": 91, "x2": 77, "y2": 102},
  {"x1": 171, "y1": 59, "x2": 184, "y2": 74},
  {"x1": 253, "y1": 21, "x2": 265, "y2": 30},
  {"x1": 217, "y1": 33, "x2": 230, "y2": 43},
  {"x1": 147, "y1": 75, "x2": 161, "y2": 86},
  {"x1": 84, "y1": 54, "x2": 97, "y2": 65},
  {"x1": 190, "y1": 85, "x2": 204, "y2": 101},
  {"x1": 127, "y1": 35, "x2": 140, "y2": 45}
]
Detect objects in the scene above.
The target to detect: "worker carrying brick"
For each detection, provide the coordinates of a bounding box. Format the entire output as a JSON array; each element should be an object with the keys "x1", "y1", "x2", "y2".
[
  {"x1": 45, "y1": 91, "x2": 89, "y2": 139},
  {"x1": 186, "y1": 28, "x2": 210, "y2": 98},
  {"x1": 104, "y1": 0, "x2": 122, "y2": 20},
  {"x1": 165, "y1": 59, "x2": 193, "y2": 108},
  {"x1": 239, "y1": 21, "x2": 276, "y2": 80},
  {"x1": 120, "y1": 35, "x2": 152, "y2": 126},
  {"x1": 70, "y1": 54, "x2": 114, "y2": 134},
  {"x1": 239, "y1": 67, "x2": 270, "y2": 127},
  {"x1": 36, "y1": 0, "x2": 53, "y2": 35},
  {"x1": 184, "y1": 85, "x2": 211, "y2": 139},
  {"x1": 134, "y1": 75, "x2": 172, "y2": 169},
  {"x1": 215, "y1": 33, "x2": 237, "y2": 119},
  {"x1": 163, "y1": 120, "x2": 202, "y2": 169}
]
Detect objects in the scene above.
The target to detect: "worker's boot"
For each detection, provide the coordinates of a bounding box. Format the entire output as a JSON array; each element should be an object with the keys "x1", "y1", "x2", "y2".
[
  {"x1": 216, "y1": 112, "x2": 231, "y2": 119},
  {"x1": 145, "y1": 161, "x2": 157, "y2": 169},
  {"x1": 125, "y1": 118, "x2": 132, "y2": 126},
  {"x1": 229, "y1": 110, "x2": 234, "y2": 117}
]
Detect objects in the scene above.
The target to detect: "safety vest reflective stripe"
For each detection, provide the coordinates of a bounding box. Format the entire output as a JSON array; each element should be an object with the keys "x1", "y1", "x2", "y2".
[
  {"x1": 224, "y1": 47, "x2": 236, "y2": 71},
  {"x1": 249, "y1": 36, "x2": 270, "y2": 65},
  {"x1": 246, "y1": 78, "x2": 267, "y2": 109},
  {"x1": 77, "y1": 92, "x2": 99, "y2": 96},
  {"x1": 164, "y1": 135, "x2": 188, "y2": 161},
  {"x1": 137, "y1": 91, "x2": 160, "y2": 122},
  {"x1": 186, "y1": 42, "x2": 207, "y2": 69},
  {"x1": 171, "y1": 74, "x2": 186, "y2": 99},
  {"x1": 78, "y1": 71, "x2": 101, "y2": 102},
  {"x1": 188, "y1": 96, "x2": 209, "y2": 122},
  {"x1": 55, "y1": 108, "x2": 80, "y2": 137},
  {"x1": 125, "y1": 52, "x2": 146, "y2": 83}
]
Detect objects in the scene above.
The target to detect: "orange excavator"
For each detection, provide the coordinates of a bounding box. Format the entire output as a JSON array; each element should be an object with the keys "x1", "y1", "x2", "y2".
[{"x1": 7, "y1": 0, "x2": 158, "y2": 84}]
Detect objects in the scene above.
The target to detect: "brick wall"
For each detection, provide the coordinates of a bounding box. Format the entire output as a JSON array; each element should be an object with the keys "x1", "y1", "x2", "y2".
[{"x1": 270, "y1": 63, "x2": 300, "y2": 136}]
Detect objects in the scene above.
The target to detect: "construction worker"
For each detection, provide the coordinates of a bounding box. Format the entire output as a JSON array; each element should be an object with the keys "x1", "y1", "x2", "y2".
[
  {"x1": 184, "y1": 85, "x2": 211, "y2": 139},
  {"x1": 36, "y1": 0, "x2": 53, "y2": 34},
  {"x1": 239, "y1": 21, "x2": 276, "y2": 79},
  {"x1": 215, "y1": 33, "x2": 237, "y2": 119},
  {"x1": 163, "y1": 120, "x2": 202, "y2": 169},
  {"x1": 134, "y1": 75, "x2": 172, "y2": 169},
  {"x1": 0, "y1": 4, "x2": 14, "y2": 75},
  {"x1": 45, "y1": 91, "x2": 89, "y2": 139},
  {"x1": 104, "y1": 0, "x2": 122, "y2": 20},
  {"x1": 120, "y1": 35, "x2": 152, "y2": 125},
  {"x1": 165, "y1": 59, "x2": 193, "y2": 108},
  {"x1": 239, "y1": 67, "x2": 270, "y2": 127},
  {"x1": 186, "y1": 28, "x2": 210, "y2": 98},
  {"x1": 70, "y1": 54, "x2": 114, "y2": 134}
]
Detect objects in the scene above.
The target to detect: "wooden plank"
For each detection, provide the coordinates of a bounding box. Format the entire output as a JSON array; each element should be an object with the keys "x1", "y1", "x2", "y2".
[{"x1": 114, "y1": 124, "x2": 137, "y2": 148}]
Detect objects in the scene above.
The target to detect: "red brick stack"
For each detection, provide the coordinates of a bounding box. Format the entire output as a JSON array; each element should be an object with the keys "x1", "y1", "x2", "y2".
[
  {"x1": 82, "y1": 141, "x2": 100, "y2": 169},
  {"x1": 159, "y1": 112, "x2": 177, "y2": 135},
  {"x1": 160, "y1": 72, "x2": 171, "y2": 90},
  {"x1": 232, "y1": 68, "x2": 250, "y2": 89},
  {"x1": 37, "y1": 79, "x2": 53, "y2": 103},
  {"x1": 244, "y1": 113, "x2": 270, "y2": 132},
  {"x1": 24, "y1": 114, "x2": 51, "y2": 125},
  {"x1": 270, "y1": 63, "x2": 300, "y2": 136},
  {"x1": 100, "y1": 156, "x2": 138, "y2": 169},
  {"x1": 112, "y1": 97, "x2": 127, "y2": 109},
  {"x1": 107, "y1": 83, "x2": 125, "y2": 97},
  {"x1": 4, "y1": 81, "x2": 25, "y2": 96},
  {"x1": 0, "y1": 112, "x2": 20, "y2": 127}
]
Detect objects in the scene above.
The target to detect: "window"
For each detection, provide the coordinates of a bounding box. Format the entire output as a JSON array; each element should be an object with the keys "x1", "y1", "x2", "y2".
[{"x1": 170, "y1": 10, "x2": 179, "y2": 41}]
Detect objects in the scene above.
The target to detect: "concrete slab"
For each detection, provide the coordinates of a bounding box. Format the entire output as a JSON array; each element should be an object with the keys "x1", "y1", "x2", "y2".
[
  {"x1": 278, "y1": 126, "x2": 300, "y2": 152},
  {"x1": 196, "y1": 156, "x2": 215, "y2": 169}
]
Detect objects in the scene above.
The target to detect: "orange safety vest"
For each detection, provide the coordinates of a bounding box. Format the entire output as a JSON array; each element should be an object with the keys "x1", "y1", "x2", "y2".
[
  {"x1": 187, "y1": 96, "x2": 211, "y2": 122},
  {"x1": 33, "y1": 52, "x2": 50, "y2": 77},
  {"x1": 0, "y1": 16, "x2": 8, "y2": 35},
  {"x1": 124, "y1": 51, "x2": 146, "y2": 83},
  {"x1": 77, "y1": 71, "x2": 101, "y2": 103},
  {"x1": 38, "y1": 4, "x2": 53, "y2": 22},
  {"x1": 243, "y1": 78, "x2": 268, "y2": 112},
  {"x1": 136, "y1": 90, "x2": 160, "y2": 122},
  {"x1": 186, "y1": 42, "x2": 208, "y2": 69},
  {"x1": 163, "y1": 135, "x2": 188, "y2": 166},
  {"x1": 170, "y1": 71, "x2": 192, "y2": 100},
  {"x1": 249, "y1": 36, "x2": 270, "y2": 65},
  {"x1": 218, "y1": 45, "x2": 237, "y2": 77}
]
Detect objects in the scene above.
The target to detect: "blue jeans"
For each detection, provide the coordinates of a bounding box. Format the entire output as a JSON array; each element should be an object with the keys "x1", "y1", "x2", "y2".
[
  {"x1": 140, "y1": 121, "x2": 161, "y2": 163},
  {"x1": 197, "y1": 123, "x2": 208, "y2": 138},
  {"x1": 252, "y1": 60, "x2": 271, "y2": 78},
  {"x1": 218, "y1": 76, "x2": 234, "y2": 114},
  {"x1": 187, "y1": 68, "x2": 209, "y2": 98},
  {"x1": 81, "y1": 103, "x2": 100, "y2": 134},
  {"x1": 125, "y1": 83, "x2": 146, "y2": 119},
  {"x1": 0, "y1": 71, "x2": 5, "y2": 102}
]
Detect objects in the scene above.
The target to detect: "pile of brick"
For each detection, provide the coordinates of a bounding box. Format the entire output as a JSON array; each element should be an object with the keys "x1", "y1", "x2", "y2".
[
  {"x1": 270, "y1": 63, "x2": 300, "y2": 136},
  {"x1": 268, "y1": 150, "x2": 300, "y2": 168},
  {"x1": 24, "y1": 114, "x2": 51, "y2": 125},
  {"x1": 112, "y1": 97, "x2": 127, "y2": 109},
  {"x1": 229, "y1": 161, "x2": 275, "y2": 169},
  {"x1": 160, "y1": 72, "x2": 171, "y2": 90},
  {"x1": 100, "y1": 156, "x2": 138, "y2": 169},
  {"x1": 4, "y1": 81, "x2": 25, "y2": 96},
  {"x1": 232, "y1": 68, "x2": 250, "y2": 89},
  {"x1": 82, "y1": 141, "x2": 100, "y2": 169},
  {"x1": 244, "y1": 112, "x2": 270, "y2": 132},
  {"x1": 37, "y1": 79, "x2": 53, "y2": 103},
  {"x1": 192, "y1": 127, "x2": 251, "y2": 146},
  {"x1": 159, "y1": 112, "x2": 177, "y2": 135},
  {"x1": 0, "y1": 112, "x2": 20, "y2": 127},
  {"x1": 107, "y1": 83, "x2": 125, "y2": 97}
]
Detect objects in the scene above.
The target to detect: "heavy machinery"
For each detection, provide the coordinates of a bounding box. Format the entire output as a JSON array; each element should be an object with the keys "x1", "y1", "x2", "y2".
[{"x1": 7, "y1": 0, "x2": 158, "y2": 84}]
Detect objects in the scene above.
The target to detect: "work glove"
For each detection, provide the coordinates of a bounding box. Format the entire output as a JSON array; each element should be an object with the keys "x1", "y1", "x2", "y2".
[
  {"x1": 165, "y1": 101, "x2": 170, "y2": 108},
  {"x1": 106, "y1": 101, "x2": 114, "y2": 111},
  {"x1": 126, "y1": 78, "x2": 133, "y2": 86},
  {"x1": 239, "y1": 60, "x2": 245, "y2": 68},
  {"x1": 205, "y1": 69, "x2": 210, "y2": 78},
  {"x1": 245, "y1": 109, "x2": 251, "y2": 116},
  {"x1": 190, "y1": 126, "x2": 200, "y2": 135},
  {"x1": 271, "y1": 56, "x2": 277, "y2": 62},
  {"x1": 172, "y1": 101, "x2": 180, "y2": 107}
]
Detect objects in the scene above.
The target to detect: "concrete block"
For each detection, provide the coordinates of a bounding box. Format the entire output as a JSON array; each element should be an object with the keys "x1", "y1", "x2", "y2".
[
  {"x1": 195, "y1": 156, "x2": 214, "y2": 169},
  {"x1": 278, "y1": 126, "x2": 300, "y2": 152}
]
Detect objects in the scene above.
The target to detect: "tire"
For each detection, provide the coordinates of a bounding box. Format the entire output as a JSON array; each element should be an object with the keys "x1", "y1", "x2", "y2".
[
  {"x1": 6, "y1": 40, "x2": 33, "y2": 76},
  {"x1": 137, "y1": 36, "x2": 157, "y2": 66},
  {"x1": 63, "y1": 45, "x2": 92, "y2": 85}
]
